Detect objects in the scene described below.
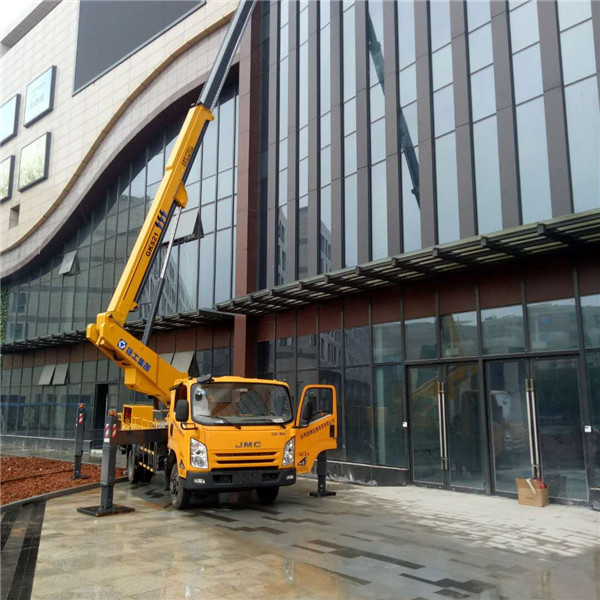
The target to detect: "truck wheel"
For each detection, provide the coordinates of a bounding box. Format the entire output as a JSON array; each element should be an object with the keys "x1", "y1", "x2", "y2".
[
  {"x1": 256, "y1": 486, "x2": 279, "y2": 504},
  {"x1": 127, "y1": 447, "x2": 142, "y2": 484},
  {"x1": 169, "y1": 467, "x2": 191, "y2": 510}
]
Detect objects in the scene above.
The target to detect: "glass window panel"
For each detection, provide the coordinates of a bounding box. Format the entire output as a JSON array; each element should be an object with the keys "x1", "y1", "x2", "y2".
[
  {"x1": 557, "y1": 0, "x2": 592, "y2": 31},
  {"x1": 474, "y1": 116, "x2": 503, "y2": 234},
  {"x1": 513, "y1": 44, "x2": 543, "y2": 104},
  {"x1": 320, "y1": 146, "x2": 331, "y2": 187},
  {"x1": 432, "y1": 45, "x2": 453, "y2": 91},
  {"x1": 561, "y1": 21, "x2": 597, "y2": 86},
  {"x1": 200, "y1": 202, "x2": 215, "y2": 235},
  {"x1": 320, "y1": 329, "x2": 342, "y2": 367},
  {"x1": 344, "y1": 173, "x2": 358, "y2": 267},
  {"x1": 430, "y1": 0, "x2": 451, "y2": 51},
  {"x1": 299, "y1": 44, "x2": 309, "y2": 128},
  {"x1": 343, "y1": 7, "x2": 356, "y2": 101},
  {"x1": 469, "y1": 24, "x2": 493, "y2": 72},
  {"x1": 344, "y1": 98, "x2": 356, "y2": 135},
  {"x1": 367, "y1": 0, "x2": 384, "y2": 85},
  {"x1": 467, "y1": 0, "x2": 491, "y2": 31},
  {"x1": 587, "y1": 351, "x2": 600, "y2": 487},
  {"x1": 320, "y1": 113, "x2": 331, "y2": 148},
  {"x1": 373, "y1": 322, "x2": 402, "y2": 364},
  {"x1": 202, "y1": 121, "x2": 218, "y2": 176},
  {"x1": 320, "y1": 185, "x2": 332, "y2": 274},
  {"x1": 370, "y1": 83, "x2": 385, "y2": 123},
  {"x1": 214, "y1": 229, "x2": 232, "y2": 303},
  {"x1": 370, "y1": 119, "x2": 386, "y2": 164},
  {"x1": 397, "y1": 0, "x2": 416, "y2": 69},
  {"x1": 581, "y1": 294, "x2": 600, "y2": 348},
  {"x1": 216, "y1": 197, "x2": 232, "y2": 230},
  {"x1": 374, "y1": 364, "x2": 406, "y2": 467},
  {"x1": 481, "y1": 305, "x2": 525, "y2": 354},
  {"x1": 256, "y1": 340, "x2": 274, "y2": 374},
  {"x1": 402, "y1": 147, "x2": 421, "y2": 252},
  {"x1": 298, "y1": 196, "x2": 308, "y2": 280},
  {"x1": 405, "y1": 317, "x2": 437, "y2": 361},
  {"x1": 276, "y1": 337, "x2": 295, "y2": 372},
  {"x1": 528, "y1": 298, "x2": 578, "y2": 351},
  {"x1": 201, "y1": 175, "x2": 216, "y2": 205},
  {"x1": 435, "y1": 133, "x2": 460, "y2": 244},
  {"x1": 344, "y1": 366, "x2": 373, "y2": 463},
  {"x1": 218, "y1": 94, "x2": 235, "y2": 172},
  {"x1": 433, "y1": 86, "x2": 455, "y2": 137},
  {"x1": 277, "y1": 204, "x2": 288, "y2": 284},
  {"x1": 177, "y1": 241, "x2": 198, "y2": 312},
  {"x1": 299, "y1": 127, "x2": 308, "y2": 160},
  {"x1": 298, "y1": 158, "x2": 308, "y2": 197},
  {"x1": 399, "y1": 64, "x2": 417, "y2": 107},
  {"x1": 516, "y1": 98, "x2": 552, "y2": 224},
  {"x1": 471, "y1": 65, "x2": 496, "y2": 121},
  {"x1": 218, "y1": 169, "x2": 233, "y2": 200},
  {"x1": 297, "y1": 334, "x2": 318, "y2": 370},
  {"x1": 565, "y1": 77, "x2": 600, "y2": 213},
  {"x1": 344, "y1": 326, "x2": 370, "y2": 366},
  {"x1": 146, "y1": 135, "x2": 164, "y2": 185},
  {"x1": 441, "y1": 311, "x2": 478, "y2": 357},
  {"x1": 198, "y1": 234, "x2": 214, "y2": 306},
  {"x1": 279, "y1": 57, "x2": 289, "y2": 140},
  {"x1": 509, "y1": 0, "x2": 540, "y2": 52},
  {"x1": 212, "y1": 347, "x2": 230, "y2": 376},
  {"x1": 370, "y1": 160, "x2": 388, "y2": 260},
  {"x1": 400, "y1": 102, "x2": 418, "y2": 151},
  {"x1": 344, "y1": 133, "x2": 357, "y2": 176},
  {"x1": 320, "y1": 25, "x2": 331, "y2": 113}
]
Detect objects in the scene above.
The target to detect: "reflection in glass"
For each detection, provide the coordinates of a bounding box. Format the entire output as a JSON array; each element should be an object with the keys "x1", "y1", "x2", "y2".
[
  {"x1": 373, "y1": 322, "x2": 402, "y2": 364},
  {"x1": 397, "y1": 0, "x2": 415, "y2": 69},
  {"x1": 557, "y1": 0, "x2": 592, "y2": 30},
  {"x1": 486, "y1": 360, "x2": 531, "y2": 492},
  {"x1": 441, "y1": 312, "x2": 478, "y2": 357},
  {"x1": 256, "y1": 340, "x2": 274, "y2": 374},
  {"x1": 474, "y1": 116, "x2": 502, "y2": 234},
  {"x1": 429, "y1": 0, "x2": 451, "y2": 51},
  {"x1": 468, "y1": 24, "x2": 493, "y2": 72},
  {"x1": 320, "y1": 368, "x2": 344, "y2": 460},
  {"x1": 276, "y1": 337, "x2": 295, "y2": 372},
  {"x1": 435, "y1": 133, "x2": 460, "y2": 244},
  {"x1": 409, "y1": 366, "x2": 442, "y2": 483},
  {"x1": 371, "y1": 161, "x2": 387, "y2": 260},
  {"x1": 374, "y1": 365, "x2": 405, "y2": 467},
  {"x1": 402, "y1": 148, "x2": 421, "y2": 252},
  {"x1": 344, "y1": 366, "x2": 373, "y2": 464},
  {"x1": 481, "y1": 305, "x2": 525, "y2": 354},
  {"x1": 509, "y1": 0, "x2": 539, "y2": 52},
  {"x1": 432, "y1": 45, "x2": 453, "y2": 90},
  {"x1": 405, "y1": 317, "x2": 437, "y2": 361},
  {"x1": 517, "y1": 98, "x2": 552, "y2": 224},
  {"x1": 535, "y1": 357, "x2": 587, "y2": 500},
  {"x1": 564, "y1": 77, "x2": 600, "y2": 213},
  {"x1": 581, "y1": 294, "x2": 600, "y2": 348},
  {"x1": 343, "y1": 6, "x2": 356, "y2": 102},
  {"x1": 560, "y1": 21, "x2": 597, "y2": 86},
  {"x1": 586, "y1": 352, "x2": 600, "y2": 487},
  {"x1": 320, "y1": 329, "x2": 342, "y2": 367},
  {"x1": 471, "y1": 66, "x2": 496, "y2": 121},
  {"x1": 528, "y1": 298, "x2": 578, "y2": 351},
  {"x1": 344, "y1": 326, "x2": 370, "y2": 366},
  {"x1": 512, "y1": 44, "x2": 543, "y2": 104},
  {"x1": 344, "y1": 173, "x2": 358, "y2": 267}
]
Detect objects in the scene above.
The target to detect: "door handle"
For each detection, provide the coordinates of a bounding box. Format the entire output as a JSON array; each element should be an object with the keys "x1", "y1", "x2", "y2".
[
  {"x1": 525, "y1": 378, "x2": 540, "y2": 479},
  {"x1": 437, "y1": 382, "x2": 448, "y2": 471}
]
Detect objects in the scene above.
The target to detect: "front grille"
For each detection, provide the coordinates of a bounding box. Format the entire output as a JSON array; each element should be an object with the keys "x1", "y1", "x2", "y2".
[{"x1": 213, "y1": 451, "x2": 278, "y2": 466}]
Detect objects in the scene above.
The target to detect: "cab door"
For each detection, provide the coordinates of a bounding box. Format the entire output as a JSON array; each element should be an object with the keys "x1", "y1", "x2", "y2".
[
  {"x1": 168, "y1": 384, "x2": 188, "y2": 472},
  {"x1": 294, "y1": 385, "x2": 337, "y2": 474}
]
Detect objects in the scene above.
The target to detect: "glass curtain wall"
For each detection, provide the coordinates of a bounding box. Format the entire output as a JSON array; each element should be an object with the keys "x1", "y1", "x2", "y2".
[
  {"x1": 3, "y1": 86, "x2": 239, "y2": 344},
  {"x1": 509, "y1": 0, "x2": 552, "y2": 224},
  {"x1": 467, "y1": 0, "x2": 502, "y2": 234}
]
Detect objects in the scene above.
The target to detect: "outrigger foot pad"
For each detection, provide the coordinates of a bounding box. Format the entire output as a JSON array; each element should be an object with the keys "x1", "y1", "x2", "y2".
[
  {"x1": 309, "y1": 490, "x2": 336, "y2": 498},
  {"x1": 77, "y1": 505, "x2": 135, "y2": 517}
]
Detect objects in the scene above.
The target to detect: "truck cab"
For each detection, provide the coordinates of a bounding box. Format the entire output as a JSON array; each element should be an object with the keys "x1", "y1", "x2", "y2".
[{"x1": 125, "y1": 377, "x2": 337, "y2": 509}]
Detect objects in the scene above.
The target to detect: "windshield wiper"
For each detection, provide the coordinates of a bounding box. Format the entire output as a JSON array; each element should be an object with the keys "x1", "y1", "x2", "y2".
[
  {"x1": 211, "y1": 417, "x2": 242, "y2": 429},
  {"x1": 243, "y1": 417, "x2": 287, "y2": 429}
]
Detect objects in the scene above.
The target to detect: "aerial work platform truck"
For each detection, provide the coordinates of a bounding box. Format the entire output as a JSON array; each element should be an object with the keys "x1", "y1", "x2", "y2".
[{"x1": 84, "y1": 0, "x2": 337, "y2": 510}]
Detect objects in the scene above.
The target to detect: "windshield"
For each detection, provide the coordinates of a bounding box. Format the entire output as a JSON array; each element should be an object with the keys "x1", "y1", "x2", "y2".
[{"x1": 191, "y1": 382, "x2": 293, "y2": 425}]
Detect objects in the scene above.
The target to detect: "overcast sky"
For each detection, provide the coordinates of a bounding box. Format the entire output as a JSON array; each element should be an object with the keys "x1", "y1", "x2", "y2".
[{"x1": 2, "y1": 0, "x2": 37, "y2": 39}]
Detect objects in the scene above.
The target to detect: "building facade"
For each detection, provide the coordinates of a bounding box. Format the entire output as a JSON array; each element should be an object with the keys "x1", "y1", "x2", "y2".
[{"x1": 1, "y1": 0, "x2": 599, "y2": 506}]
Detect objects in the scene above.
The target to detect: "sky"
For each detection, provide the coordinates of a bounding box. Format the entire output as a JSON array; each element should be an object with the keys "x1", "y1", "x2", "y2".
[{"x1": 2, "y1": 0, "x2": 37, "y2": 39}]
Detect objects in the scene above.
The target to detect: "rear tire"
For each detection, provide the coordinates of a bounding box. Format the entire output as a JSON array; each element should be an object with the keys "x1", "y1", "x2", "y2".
[
  {"x1": 256, "y1": 486, "x2": 279, "y2": 504},
  {"x1": 169, "y1": 466, "x2": 191, "y2": 510},
  {"x1": 127, "y1": 447, "x2": 142, "y2": 484}
]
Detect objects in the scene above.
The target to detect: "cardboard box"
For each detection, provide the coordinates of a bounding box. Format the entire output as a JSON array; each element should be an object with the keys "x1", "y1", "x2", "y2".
[{"x1": 515, "y1": 478, "x2": 549, "y2": 507}]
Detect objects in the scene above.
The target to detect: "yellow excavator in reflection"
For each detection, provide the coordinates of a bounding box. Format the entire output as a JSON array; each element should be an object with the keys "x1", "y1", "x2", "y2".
[{"x1": 86, "y1": 0, "x2": 337, "y2": 509}]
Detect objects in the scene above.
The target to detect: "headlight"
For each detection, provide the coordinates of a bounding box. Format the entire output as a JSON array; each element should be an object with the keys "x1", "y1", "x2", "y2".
[
  {"x1": 190, "y1": 438, "x2": 208, "y2": 469},
  {"x1": 282, "y1": 437, "x2": 295, "y2": 467}
]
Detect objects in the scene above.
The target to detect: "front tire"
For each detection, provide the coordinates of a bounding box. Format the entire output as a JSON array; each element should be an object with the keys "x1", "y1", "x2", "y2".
[
  {"x1": 256, "y1": 486, "x2": 279, "y2": 504},
  {"x1": 127, "y1": 447, "x2": 142, "y2": 484},
  {"x1": 169, "y1": 466, "x2": 191, "y2": 510}
]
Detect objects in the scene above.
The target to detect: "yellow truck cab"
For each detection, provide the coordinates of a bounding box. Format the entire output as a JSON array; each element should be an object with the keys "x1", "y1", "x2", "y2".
[{"x1": 122, "y1": 377, "x2": 336, "y2": 509}]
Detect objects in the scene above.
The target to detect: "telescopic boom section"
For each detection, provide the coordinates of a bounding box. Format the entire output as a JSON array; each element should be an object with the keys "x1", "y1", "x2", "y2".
[{"x1": 86, "y1": 0, "x2": 257, "y2": 406}]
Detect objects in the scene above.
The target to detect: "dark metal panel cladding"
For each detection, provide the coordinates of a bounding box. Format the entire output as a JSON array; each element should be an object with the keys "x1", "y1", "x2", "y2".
[
  {"x1": 537, "y1": 0, "x2": 573, "y2": 217},
  {"x1": 491, "y1": 7, "x2": 521, "y2": 229}
]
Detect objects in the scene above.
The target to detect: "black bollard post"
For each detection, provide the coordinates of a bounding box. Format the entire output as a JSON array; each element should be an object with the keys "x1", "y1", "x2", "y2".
[
  {"x1": 309, "y1": 451, "x2": 336, "y2": 498},
  {"x1": 77, "y1": 409, "x2": 135, "y2": 517},
  {"x1": 73, "y1": 404, "x2": 89, "y2": 480}
]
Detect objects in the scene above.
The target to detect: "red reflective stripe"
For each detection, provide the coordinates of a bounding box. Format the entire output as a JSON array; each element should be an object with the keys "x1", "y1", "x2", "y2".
[{"x1": 112, "y1": 424, "x2": 117, "y2": 438}]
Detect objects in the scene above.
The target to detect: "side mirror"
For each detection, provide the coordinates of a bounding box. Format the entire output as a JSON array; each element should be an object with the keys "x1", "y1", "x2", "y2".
[
  {"x1": 175, "y1": 399, "x2": 189, "y2": 422},
  {"x1": 301, "y1": 399, "x2": 314, "y2": 425}
]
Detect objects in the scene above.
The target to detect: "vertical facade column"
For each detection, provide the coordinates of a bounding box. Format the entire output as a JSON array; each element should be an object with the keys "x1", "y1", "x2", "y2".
[
  {"x1": 593, "y1": 1, "x2": 600, "y2": 99},
  {"x1": 415, "y1": 0, "x2": 436, "y2": 247},
  {"x1": 307, "y1": 0, "x2": 320, "y2": 277},
  {"x1": 451, "y1": 1, "x2": 476, "y2": 238},
  {"x1": 330, "y1": 1, "x2": 344, "y2": 270},
  {"x1": 491, "y1": 1, "x2": 521, "y2": 229},
  {"x1": 383, "y1": 0, "x2": 401, "y2": 256},
  {"x1": 286, "y1": 2, "x2": 299, "y2": 283},
  {"x1": 538, "y1": 0, "x2": 573, "y2": 217},
  {"x1": 355, "y1": 0, "x2": 370, "y2": 264},
  {"x1": 266, "y1": 0, "x2": 279, "y2": 289},
  {"x1": 233, "y1": 6, "x2": 262, "y2": 377}
]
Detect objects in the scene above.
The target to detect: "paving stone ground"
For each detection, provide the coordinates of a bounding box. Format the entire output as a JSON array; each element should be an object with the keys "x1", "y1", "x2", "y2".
[{"x1": 1, "y1": 476, "x2": 599, "y2": 600}]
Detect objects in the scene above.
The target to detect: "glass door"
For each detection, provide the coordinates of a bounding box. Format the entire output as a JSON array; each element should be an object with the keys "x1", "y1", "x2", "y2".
[
  {"x1": 485, "y1": 357, "x2": 588, "y2": 501},
  {"x1": 409, "y1": 363, "x2": 484, "y2": 490}
]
